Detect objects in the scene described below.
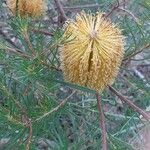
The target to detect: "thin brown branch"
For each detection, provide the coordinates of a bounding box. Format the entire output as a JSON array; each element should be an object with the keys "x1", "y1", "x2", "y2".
[
  {"x1": 2, "y1": 85, "x2": 32, "y2": 149},
  {"x1": 105, "y1": 0, "x2": 120, "y2": 18},
  {"x1": 138, "y1": 64, "x2": 150, "y2": 67},
  {"x1": 22, "y1": 115, "x2": 33, "y2": 150},
  {"x1": 105, "y1": 0, "x2": 127, "y2": 18},
  {"x1": 31, "y1": 28, "x2": 54, "y2": 36},
  {"x1": 34, "y1": 90, "x2": 76, "y2": 122},
  {"x1": 39, "y1": 60, "x2": 62, "y2": 72},
  {"x1": 96, "y1": 93, "x2": 107, "y2": 150},
  {"x1": 1, "y1": 46, "x2": 31, "y2": 59},
  {"x1": 119, "y1": 74, "x2": 145, "y2": 94},
  {"x1": 63, "y1": 4, "x2": 101, "y2": 11},
  {"x1": 24, "y1": 32, "x2": 36, "y2": 56},
  {"x1": 117, "y1": 7, "x2": 139, "y2": 23},
  {"x1": 109, "y1": 86, "x2": 150, "y2": 121},
  {"x1": 54, "y1": 0, "x2": 67, "y2": 23},
  {"x1": 123, "y1": 44, "x2": 150, "y2": 61},
  {"x1": 105, "y1": 1, "x2": 139, "y2": 23},
  {"x1": 1, "y1": 46, "x2": 61, "y2": 71},
  {"x1": 0, "y1": 29, "x2": 20, "y2": 49},
  {"x1": 1, "y1": 83, "x2": 27, "y2": 114},
  {"x1": 26, "y1": 120, "x2": 32, "y2": 150}
]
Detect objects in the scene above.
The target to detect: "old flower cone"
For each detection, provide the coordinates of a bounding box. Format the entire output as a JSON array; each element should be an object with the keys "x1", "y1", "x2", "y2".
[{"x1": 7, "y1": 0, "x2": 46, "y2": 17}]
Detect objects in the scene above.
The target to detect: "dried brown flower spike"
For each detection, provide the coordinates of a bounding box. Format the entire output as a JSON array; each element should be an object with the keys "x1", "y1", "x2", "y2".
[
  {"x1": 7, "y1": 0, "x2": 46, "y2": 18},
  {"x1": 60, "y1": 12, "x2": 124, "y2": 92}
]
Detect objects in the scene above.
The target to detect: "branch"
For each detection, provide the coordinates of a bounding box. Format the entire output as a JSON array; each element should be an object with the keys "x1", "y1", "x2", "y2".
[
  {"x1": 22, "y1": 115, "x2": 33, "y2": 150},
  {"x1": 54, "y1": 0, "x2": 67, "y2": 23},
  {"x1": 34, "y1": 90, "x2": 76, "y2": 122},
  {"x1": 31, "y1": 28, "x2": 54, "y2": 36},
  {"x1": 24, "y1": 32, "x2": 36, "y2": 56},
  {"x1": 119, "y1": 74, "x2": 145, "y2": 94},
  {"x1": 63, "y1": 4, "x2": 101, "y2": 11},
  {"x1": 123, "y1": 44, "x2": 150, "y2": 61},
  {"x1": 0, "y1": 29, "x2": 20, "y2": 49},
  {"x1": 96, "y1": 93, "x2": 107, "y2": 150},
  {"x1": 105, "y1": 0, "x2": 120, "y2": 18},
  {"x1": 1, "y1": 46, "x2": 61, "y2": 72},
  {"x1": 1, "y1": 46, "x2": 31, "y2": 59},
  {"x1": 109, "y1": 86, "x2": 150, "y2": 121},
  {"x1": 117, "y1": 7, "x2": 139, "y2": 23},
  {"x1": 39, "y1": 60, "x2": 62, "y2": 72},
  {"x1": 26, "y1": 121, "x2": 32, "y2": 150},
  {"x1": 133, "y1": 68, "x2": 150, "y2": 87},
  {"x1": 1, "y1": 84, "x2": 33, "y2": 149},
  {"x1": 105, "y1": 0, "x2": 127, "y2": 18}
]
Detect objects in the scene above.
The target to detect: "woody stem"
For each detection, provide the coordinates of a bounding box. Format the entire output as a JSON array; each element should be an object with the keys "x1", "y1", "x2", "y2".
[
  {"x1": 109, "y1": 86, "x2": 150, "y2": 121},
  {"x1": 96, "y1": 92, "x2": 107, "y2": 150}
]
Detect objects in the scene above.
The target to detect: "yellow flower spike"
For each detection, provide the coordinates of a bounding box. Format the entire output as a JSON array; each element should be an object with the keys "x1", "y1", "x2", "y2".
[
  {"x1": 60, "y1": 12, "x2": 125, "y2": 92},
  {"x1": 7, "y1": 0, "x2": 46, "y2": 18}
]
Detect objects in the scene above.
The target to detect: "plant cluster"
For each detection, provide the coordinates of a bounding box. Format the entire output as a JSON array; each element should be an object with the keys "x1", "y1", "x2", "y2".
[{"x1": 0, "y1": 0, "x2": 150, "y2": 150}]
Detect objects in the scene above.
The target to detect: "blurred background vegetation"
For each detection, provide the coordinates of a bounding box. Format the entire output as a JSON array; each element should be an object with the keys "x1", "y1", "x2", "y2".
[{"x1": 0, "y1": 0, "x2": 150, "y2": 149}]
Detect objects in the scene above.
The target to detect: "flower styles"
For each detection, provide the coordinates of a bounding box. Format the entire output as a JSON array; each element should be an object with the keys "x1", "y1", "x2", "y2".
[
  {"x1": 60, "y1": 12, "x2": 124, "y2": 92},
  {"x1": 7, "y1": 0, "x2": 46, "y2": 18}
]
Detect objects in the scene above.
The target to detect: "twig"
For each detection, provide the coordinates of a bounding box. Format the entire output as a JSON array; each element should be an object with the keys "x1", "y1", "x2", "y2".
[
  {"x1": 63, "y1": 4, "x2": 101, "y2": 11},
  {"x1": 1, "y1": 84, "x2": 32, "y2": 149},
  {"x1": 22, "y1": 115, "x2": 33, "y2": 150},
  {"x1": 54, "y1": 0, "x2": 67, "y2": 23},
  {"x1": 24, "y1": 32, "x2": 36, "y2": 55},
  {"x1": 105, "y1": 0, "x2": 120, "y2": 18},
  {"x1": 34, "y1": 90, "x2": 76, "y2": 122},
  {"x1": 105, "y1": 1, "x2": 139, "y2": 24},
  {"x1": 26, "y1": 121, "x2": 32, "y2": 150},
  {"x1": 31, "y1": 28, "x2": 54, "y2": 36},
  {"x1": 1, "y1": 46, "x2": 61, "y2": 71},
  {"x1": 119, "y1": 74, "x2": 145, "y2": 93},
  {"x1": 2, "y1": 85, "x2": 33, "y2": 150},
  {"x1": 113, "y1": 123, "x2": 144, "y2": 137},
  {"x1": 1, "y1": 46, "x2": 31, "y2": 59},
  {"x1": 0, "y1": 83, "x2": 27, "y2": 114},
  {"x1": 39, "y1": 60, "x2": 62, "y2": 72},
  {"x1": 123, "y1": 44, "x2": 150, "y2": 61},
  {"x1": 138, "y1": 64, "x2": 150, "y2": 67},
  {"x1": 117, "y1": 7, "x2": 139, "y2": 23},
  {"x1": 133, "y1": 68, "x2": 150, "y2": 87},
  {"x1": 109, "y1": 86, "x2": 150, "y2": 121},
  {"x1": 0, "y1": 29, "x2": 20, "y2": 49},
  {"x1": 105, "y1": 0, "x2": 128, "y2": 18},
  {"x1": 96, "y1": 92, "x2": 107, "y2": 150}
]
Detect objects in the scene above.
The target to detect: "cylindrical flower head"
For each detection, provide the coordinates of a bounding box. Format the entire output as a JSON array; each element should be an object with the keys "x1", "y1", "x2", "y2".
[
  {"x1": 7, "y1": 0, "x2": 46, "y2": 17},
  {"x1": 60, "y1": 12, "x2": 124, "y2": 92}
]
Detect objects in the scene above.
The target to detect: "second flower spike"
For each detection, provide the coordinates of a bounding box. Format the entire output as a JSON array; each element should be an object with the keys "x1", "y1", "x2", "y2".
[{"x1": 7, "y1": 0, "x2": 46, "y2": 18}]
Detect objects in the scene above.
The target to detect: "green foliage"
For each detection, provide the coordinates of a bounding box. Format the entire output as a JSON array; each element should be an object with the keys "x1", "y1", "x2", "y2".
[{"x1": 0, "y1": 0, "x2": 150, "y2": 149}]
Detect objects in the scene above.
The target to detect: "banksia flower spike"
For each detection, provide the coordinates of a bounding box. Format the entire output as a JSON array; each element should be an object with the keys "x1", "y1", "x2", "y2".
[
  {"x1": 60, "y1": 12, "x2": 124, "y2": 92},
  {"x1": 7, "y1": 0, "x2": 46, "y2": 18}
]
